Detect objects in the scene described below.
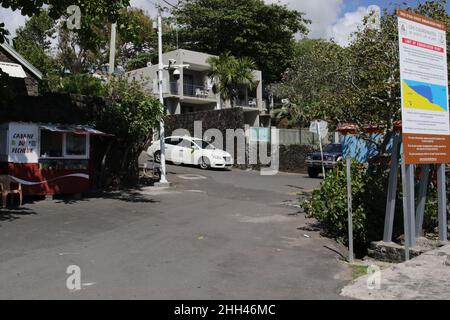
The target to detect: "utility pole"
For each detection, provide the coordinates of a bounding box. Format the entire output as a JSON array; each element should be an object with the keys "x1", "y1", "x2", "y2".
[
  {"x1": 108, "y1": 23, "x2": 117, "y2": 77},
  {"x1": 156, "y1": 2, "x2": 170, "y2": 186},
  {"x1": 154, "y1": 1, "x2": 188, "y2": 187}
]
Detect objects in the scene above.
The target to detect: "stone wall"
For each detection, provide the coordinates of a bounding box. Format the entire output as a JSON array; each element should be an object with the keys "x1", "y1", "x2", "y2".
[
  {"x1": 165, "y1": 108, "x2": 246, "y2": 165},
  {"x1": 279, "y1": 145, "x2": 317, "y2": 174},
  {"x1": 165, "y1": 109, "x2": 317, "y2": 173},
  {"x1": 0, "y1": 93, "x2": 107, "y2": 124},
  {"x1": 165, "y1": 108, "x2": 245, "y2": 136},
  {"x1": 247, "y1": 143, "x2": 316, "y2": 174}
]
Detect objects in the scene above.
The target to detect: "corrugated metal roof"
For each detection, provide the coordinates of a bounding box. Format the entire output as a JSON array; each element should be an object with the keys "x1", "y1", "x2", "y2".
[
  {"x1": 0, "y1": 61, "x2": 27, "y2": 78},
  {"x1": 0, "y1": 42, "x2": 43, "y2": 80},
  {"x1": 39, "y1": 124, "x2": 113, "y2": 136}
]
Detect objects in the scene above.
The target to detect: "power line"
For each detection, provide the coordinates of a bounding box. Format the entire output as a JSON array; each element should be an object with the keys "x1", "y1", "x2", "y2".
[{"x1": 162, "y1": 0, "x2": 178, "y2": 9}]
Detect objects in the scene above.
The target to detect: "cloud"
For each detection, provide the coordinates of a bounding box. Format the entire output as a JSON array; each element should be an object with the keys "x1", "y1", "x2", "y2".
[
  {"x1": 327, "y1": 6, "x2": 369, "y2": 46},
  {"x1": 0, "y1": 1, "x2": 377, "y2": 47},
  {"x1": 265, "y1": 0, "x2": 344, "y2": 38},
  {"x1": 0, "y1": 8, "x2": 28, "y2": 37},
  {"x1": 130, "y1": 0, "x2": 158, "y2": 16},
  {"x1": 265, "y1": 1, "x2": 378, "y2": 46}
]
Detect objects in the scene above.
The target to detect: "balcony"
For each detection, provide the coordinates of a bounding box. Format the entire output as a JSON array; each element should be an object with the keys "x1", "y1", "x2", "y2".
[
  {"x1": 183, "y1": 83, "x2": 214, "y2": 99},
  {"x1": 236, "y1": 98, "x2": 258, "y2": 108},
  {"x1": 169, "y1": 81, "x2": 178, "y2": 95}
]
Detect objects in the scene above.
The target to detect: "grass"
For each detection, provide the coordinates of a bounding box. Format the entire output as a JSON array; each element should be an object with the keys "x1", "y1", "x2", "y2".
[{"x1": 350, "y1": 264, "x2": 369, "y2": 279}]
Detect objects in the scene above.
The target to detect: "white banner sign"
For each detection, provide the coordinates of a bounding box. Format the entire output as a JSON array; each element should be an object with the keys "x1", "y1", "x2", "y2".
[
  {"x1": 398, "y1": 9, "x2": 450, "y2": 164},
  {"x1": 398, "y1": 10, "x2": 449, "y2": 136},
  {"x1": 8, "y1": 123, "x2": 39, "y2": 164}
]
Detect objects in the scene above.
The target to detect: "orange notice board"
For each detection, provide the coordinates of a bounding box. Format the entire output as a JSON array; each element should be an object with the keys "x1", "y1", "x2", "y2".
[{"x1": 398, "y1": 9, "x2": 450, "y2": 164}]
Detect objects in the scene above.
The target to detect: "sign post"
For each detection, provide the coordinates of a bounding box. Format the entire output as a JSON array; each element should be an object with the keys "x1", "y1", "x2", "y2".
[
  {"x1": 310, "y1": 121, "x2": 328, "y2": 179},
  {"x1": 397, "y1": 9, "x2": 449, "y2": 252},
  {"x1": 398, "y1": 10, "x2": 450, "y2": 165},
  {"x1": 346, "y1": 156, "x2": 354, "y2": 263}
]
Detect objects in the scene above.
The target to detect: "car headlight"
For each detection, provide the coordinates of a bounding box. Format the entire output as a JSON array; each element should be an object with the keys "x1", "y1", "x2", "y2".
[
  {"x1": 306, "y1": 156, "x2": 312, "y2": 160},
  {"x1": 326, "y1": 156, "x2": 334, "y2": 161},
  {"x1": 212, "y1": 154, "x2": 223, "y2": 160}
]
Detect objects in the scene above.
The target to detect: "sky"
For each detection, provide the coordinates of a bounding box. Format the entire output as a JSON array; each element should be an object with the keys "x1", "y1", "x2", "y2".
[{"x1": 0, "y1": 0, "x2": 449, "y2": 46}]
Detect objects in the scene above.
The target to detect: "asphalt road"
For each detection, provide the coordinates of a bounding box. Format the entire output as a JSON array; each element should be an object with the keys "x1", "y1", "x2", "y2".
[{"x1": 0, "y1": 165, "x2": 350, "y2": 299}]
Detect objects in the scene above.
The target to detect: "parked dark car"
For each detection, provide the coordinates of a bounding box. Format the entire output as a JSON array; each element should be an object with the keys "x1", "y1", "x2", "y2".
[{"x1": 305, "y1": 143, "x2": 343, "y2": 178}]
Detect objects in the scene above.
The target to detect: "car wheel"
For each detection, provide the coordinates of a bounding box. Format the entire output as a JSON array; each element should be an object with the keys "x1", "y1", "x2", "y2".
[
  {"x1": 199, "y1": 157, "x2": 210, "y2": 170},
  {"x1": 308, "y1": 167, "x2": 320, "y2": 178},
  {"x1": 154, "y1": 151, "x2": 161, "y2": 163}
]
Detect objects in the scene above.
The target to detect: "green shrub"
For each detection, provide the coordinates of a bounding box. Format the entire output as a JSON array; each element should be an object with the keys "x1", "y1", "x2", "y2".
[
  {"x1": 302, "y1": 161, "x2": 377, "y2": 250},
  {"x1": 60, "y1": 74, "x2": 107, "y2": 97},
  {"x1": 302, "y1": 161, "x2": 442, "y2": 253}
]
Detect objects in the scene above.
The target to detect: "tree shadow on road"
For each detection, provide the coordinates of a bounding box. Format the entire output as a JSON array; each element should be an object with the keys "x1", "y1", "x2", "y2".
[
  {"x1": 0, "y1": 207, "x2": 37, "y2": 223},
  {"x1": 52, "y1": 190, "x2": 160, "y2": 205}
]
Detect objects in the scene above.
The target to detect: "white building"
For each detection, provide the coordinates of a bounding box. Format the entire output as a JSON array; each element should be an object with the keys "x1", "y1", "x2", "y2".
[{"x1": 126, "y1": 49, "x2": 270, "y2": 127}]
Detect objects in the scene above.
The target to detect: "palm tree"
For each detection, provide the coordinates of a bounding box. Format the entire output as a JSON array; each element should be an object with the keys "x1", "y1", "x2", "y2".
[{"x1": 207, "y1": 52, "x2": 257, "y2": 108}]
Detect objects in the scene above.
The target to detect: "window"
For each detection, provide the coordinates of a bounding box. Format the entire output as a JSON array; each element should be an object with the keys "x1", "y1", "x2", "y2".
[
  {"x1": 40, "y1": 131, "x2": 63, "y2": 158},
  {"x1": 323, "y1": 144, "x2": 342, "y2": 153},
  {"x1": 165, "y1": 138, "x2": 181, "y2": 145},
  {"x1": 66, "y1": 133, "x2": 87, "y2": 156},
  {"x1": 39, "y1": 130, "x2": 89, "y2": 159},
  {"x1": 180, "y1": 139, "x2": 192, "y2": 148},
  {"x1": 192, "y1": 139, "x2": 215, "y2": 150}
]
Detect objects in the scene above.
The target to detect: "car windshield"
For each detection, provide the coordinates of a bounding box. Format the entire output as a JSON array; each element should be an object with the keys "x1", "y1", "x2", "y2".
[
  {"x1": 323, "y1": 144, "x2": 342, "y2": 153},
  {"x1": 194, "y1": 139, "x2": 215, "y2": 150}
]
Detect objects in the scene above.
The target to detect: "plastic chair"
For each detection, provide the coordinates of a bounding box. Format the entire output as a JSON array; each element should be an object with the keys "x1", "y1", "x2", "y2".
[{"x1": 0, "y1": 175, "x2": 23, "y2": 208}]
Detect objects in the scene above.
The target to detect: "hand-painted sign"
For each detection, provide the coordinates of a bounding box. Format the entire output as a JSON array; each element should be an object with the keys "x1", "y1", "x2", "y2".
[
  {"x1": 398, "y1": 9, "x2": 450, "y2": 164},
  {"x1": 8, "y1": 123, "x2": 39, "y2": 163}
]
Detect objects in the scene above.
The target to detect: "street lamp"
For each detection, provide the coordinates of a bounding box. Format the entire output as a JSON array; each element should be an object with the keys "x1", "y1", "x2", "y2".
[{"x1": 155, "y1": 1, "x2": 189, "y2": 187}]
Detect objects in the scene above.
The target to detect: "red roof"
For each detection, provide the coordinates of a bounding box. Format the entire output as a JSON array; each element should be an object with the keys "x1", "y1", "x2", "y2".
[{"x1": 336, "y1": 121, "x2": 402, "y2": 134}]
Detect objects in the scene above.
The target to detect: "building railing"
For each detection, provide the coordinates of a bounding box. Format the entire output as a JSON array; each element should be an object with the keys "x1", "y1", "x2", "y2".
[
  {"x1": 236, "y1": 98, "x2": 258, "y2": 108},
  {"x1": 169, "y1": 81, "x2": 178, "y2": 95},
  {"x1": 183, "y1": 83, "x2": 214, "y2": 99}
]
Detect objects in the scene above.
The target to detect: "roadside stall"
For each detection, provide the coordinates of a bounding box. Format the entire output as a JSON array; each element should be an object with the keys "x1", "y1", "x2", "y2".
[{"x1": 0, "y1": 122, "x2": 111, "y2": 196}]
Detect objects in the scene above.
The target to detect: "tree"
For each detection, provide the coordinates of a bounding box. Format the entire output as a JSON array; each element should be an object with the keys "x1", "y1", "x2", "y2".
[
  {"x1": 273, "y1": 39, "x2": 346, "y2": 127},
  {"x1": 275, "y1": 0, "x2": 450, "y2": 154},
  {"x1": 59, "y1": 74, "x2": 107, "y2": 97},
  {"x1": 115, "y1": 8, "x2": 156, "y2": 67},
  {"x1": 0, "y1": 0, "x2": 131, "y2": 42},
  {"x1": 207, "y1": 52, "x2": 257, "y2": 108},
  {"x1": 56, "y1": 7, "x2": 157, "y2": 75},
  {"x1": 10, "y1": 5, "x2": 157, "y2": 92},
  {"x1": 125, "y1": 52, "x2": 157, "y2": 71},
  {"x1": 96, "y1": 77, "x2": 162, "y2": 185},
  {"x1": 173, "y1": 0, "x2": 310, "y2": 83},
  {"x1": 13, "y1": 10, "x2": 60, "y2": 93},
  {"x1": 4, "y1": 1, "x2": 135, "y2": 93}
]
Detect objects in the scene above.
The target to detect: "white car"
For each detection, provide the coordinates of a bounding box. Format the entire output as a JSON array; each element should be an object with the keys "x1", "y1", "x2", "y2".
[{"x1": 147, "y1": 136, "x2": 233, "y2": 169}]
